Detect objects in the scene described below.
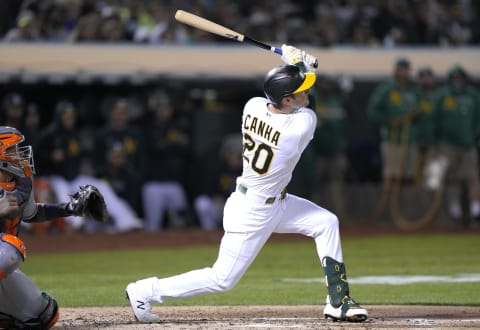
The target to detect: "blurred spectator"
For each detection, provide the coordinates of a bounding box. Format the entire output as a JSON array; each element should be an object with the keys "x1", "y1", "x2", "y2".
[
  {"x1": 351, "y1": 19, "x2": 378, "y2": 46},
  {"x1": 133, "y1": 2, "x2": 187, "y2": 44},
  {"x1": 131, "y1": 1, "x2": 160, "y2": 43},
  {"x1": 141, "y1": 90, "x2": 190, "y2": 231},
  {"x1": 0, "y1": 0, "x2": 21, "y2": 37},
  {"x1": 1, "y1": 93, "x2": 25, "y2": 130},
  {"x1": 2, "y1": 0, "x2": 478, "y2": 46},
  {"x1": 190, "y1": 89, "x2": 239, "y2": 173},
  {"x1": 3, "y1": 9, "x2": 40, "y2": 42},
  {"x1": 68, "y1": 12, "x2": 101, "y2": 42},
  {"x1": 414, "y1": 66, "x2": 436, "y2": 183},
  {"x1": 367, "y1": 58, "x2": 421, "y2": 182},
  {"x1": 98, "y1": 14, "x2": 127, "y2": 41},
  {"x1": 310, "y1": 75, "x2": 348, "y2": 208},
  {"x1": 194, "y1": 133, "x2": 242, "y2": 230},
  {"x1": 37, "y1": 2, "x2": 72, "y2": 41},
  {"x1": 37, "y1": 100, "x2": 85, "y2": 229},
  {"x1": 100, "y1": 142, "x2": 141, "y2": 215},
  {"x1": 431, "y1": 65, "x2": 480, "y2": 224},
  {"x1": 116, "y1": 0, "x2": 154, "y2": 41},
  {"x1": 38, "y1": 100, "x2": 143, "y2": 233},
  {"x1": 95, "y1": 98, "x2": 143, "y2": 176},
  {"x1": 23, "y1": 102, "x2": 42, "y2": 152}
]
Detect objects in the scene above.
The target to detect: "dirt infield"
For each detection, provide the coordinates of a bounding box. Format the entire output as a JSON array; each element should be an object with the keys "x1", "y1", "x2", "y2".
[{"x1": 55, "y1": 305, "x2": 480, "y2": 329}]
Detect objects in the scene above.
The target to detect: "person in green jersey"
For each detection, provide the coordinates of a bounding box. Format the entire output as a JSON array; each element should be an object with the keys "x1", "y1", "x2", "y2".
[
  {"x1": 367, "y1": 58, "x2": 422, "y2": 182},
  {"x1": 310, "y1": 75, "x2": 348, "y2": 212},
  {"x1": 414, "y1": 66, "x2": 436, "y2": 184},
  {"x1": 432, "y1": 65, "x2": 480, "y2": 224}
]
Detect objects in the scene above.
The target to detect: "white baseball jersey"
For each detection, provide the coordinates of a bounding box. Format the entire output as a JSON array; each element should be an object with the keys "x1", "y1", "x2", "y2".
[{"x1": 238, "y1": 97, "x2": 317, "y2": 196}]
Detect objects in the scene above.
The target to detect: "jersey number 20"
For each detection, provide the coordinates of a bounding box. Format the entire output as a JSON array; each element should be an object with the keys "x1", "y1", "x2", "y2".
[{"x1": 243, "y1": 133, "x2": 274, "y2": 175}]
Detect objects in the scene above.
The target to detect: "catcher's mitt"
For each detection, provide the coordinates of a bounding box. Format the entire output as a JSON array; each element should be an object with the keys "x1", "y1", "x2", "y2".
[{"x1": 68, "y1": 185, "x2": 108, "y2": 222}]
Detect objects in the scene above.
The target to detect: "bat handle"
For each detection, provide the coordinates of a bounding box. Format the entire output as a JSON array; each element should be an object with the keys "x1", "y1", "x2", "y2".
[{"x1": 273, "y1": 47, "x2": 282, "y2": 55}]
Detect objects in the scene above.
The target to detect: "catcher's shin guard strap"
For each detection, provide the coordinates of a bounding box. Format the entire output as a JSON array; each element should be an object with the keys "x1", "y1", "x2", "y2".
[{"x1": 322, "y1": 256, "x2": 350, "y2": 307}]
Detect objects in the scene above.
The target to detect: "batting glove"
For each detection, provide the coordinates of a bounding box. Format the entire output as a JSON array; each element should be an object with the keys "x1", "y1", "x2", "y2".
[{"x1": 281, "y1": 44, "x2": 318, "y2": 72}]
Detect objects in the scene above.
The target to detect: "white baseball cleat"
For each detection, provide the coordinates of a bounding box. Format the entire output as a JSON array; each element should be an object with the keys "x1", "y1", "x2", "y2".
[
  {"x1": 323, "y1": 295, "x2": 368, "y2": 322},
  {"x1": 126, "y1": 282, "x2": 160, "y2": 323}
]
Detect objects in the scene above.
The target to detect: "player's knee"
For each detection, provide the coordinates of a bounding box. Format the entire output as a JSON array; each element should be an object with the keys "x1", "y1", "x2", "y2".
[
  {"x1": 212, "y1": 271, "x2": 240, "y2": 292},
  {"x1": 313, "y1": 212, "x2": 339, "y2": 237},
  {"x1": 216, "y1": 279, "x2": 237, "y2": 292},
  {"x1": 326, "y1": 213, "x2": 339, "y2": 230},
  {"x1": 0, "y1": 233, "x2": 26, "y2": 279}
]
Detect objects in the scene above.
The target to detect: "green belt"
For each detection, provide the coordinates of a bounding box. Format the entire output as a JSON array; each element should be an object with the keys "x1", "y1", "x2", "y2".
[{"x1": 237, "y1": 184, "x2": 286, "y2": 204}]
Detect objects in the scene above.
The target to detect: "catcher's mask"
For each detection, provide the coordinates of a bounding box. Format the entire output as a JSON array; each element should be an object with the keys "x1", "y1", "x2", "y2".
[
  {"x1": 264, "y1": 65, "x2": 316, "y2": 105},
  {"x1": 0, "y1": 126, "x2": 34, "y2": 177}
]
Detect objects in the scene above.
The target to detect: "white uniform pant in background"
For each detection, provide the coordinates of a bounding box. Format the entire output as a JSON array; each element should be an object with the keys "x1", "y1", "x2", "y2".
[
  {"x1": 48, "y1": 175, "x2": 143, "y2": 232},
  {"x1": 144, "y1": 191, "x2": 342, "y2": 303},
  {"x1": 142, "y1": 181, "x2": 188, "y2": 231},
  {"x1": 0, "y1": 270, "x2": 46, "y2": 322},
  {"x1": 194, "y1": 195, "x2": 223, "y2": 230}
]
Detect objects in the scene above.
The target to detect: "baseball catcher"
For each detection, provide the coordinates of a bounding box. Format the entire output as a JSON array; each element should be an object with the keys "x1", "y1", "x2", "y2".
[{"x1": 0, "y1": 126, "x2": 107, "y2": 329}]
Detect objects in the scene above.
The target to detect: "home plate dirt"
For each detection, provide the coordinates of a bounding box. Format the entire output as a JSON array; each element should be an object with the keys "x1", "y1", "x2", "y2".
[{"x1": 55, "y1": 305, "x2": 480, "y2": 329}]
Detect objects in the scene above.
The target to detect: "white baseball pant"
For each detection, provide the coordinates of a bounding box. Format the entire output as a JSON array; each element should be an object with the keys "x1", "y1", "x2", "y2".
[{"x1": 140, "y1": 190, "x2": 342, "y2": 302}]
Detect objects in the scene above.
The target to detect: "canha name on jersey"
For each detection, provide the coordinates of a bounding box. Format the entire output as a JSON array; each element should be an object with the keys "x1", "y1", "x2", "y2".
[{"x1": 243, "y1": 114, "x2": 281, "y2": 147}]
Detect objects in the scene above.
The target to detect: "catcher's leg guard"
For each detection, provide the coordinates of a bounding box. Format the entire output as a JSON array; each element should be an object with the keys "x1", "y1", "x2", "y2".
[
  {"x1": 22, "y1": 292, "x2": 59, "y2": 330},
  {"x1": 0, "y1": 234, "x2": 26, "y2": 278},
  {"x1": 322, "y1": 257, "x2": 367, "y2": 322},
  {"x1": 0, "y1": 292, "x2": 58, "y2": 330},
  {"x1": 0, "y1": 312, "x2": 27, "y2": 329}
]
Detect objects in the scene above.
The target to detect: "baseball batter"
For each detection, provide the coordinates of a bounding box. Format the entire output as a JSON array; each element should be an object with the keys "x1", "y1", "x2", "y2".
[
  {"x1": 0, "y1": 126, "x2": 105, "y2": 329},
  {"x1": 126, "y1": 45, "x2": 367, "y2": 323}
]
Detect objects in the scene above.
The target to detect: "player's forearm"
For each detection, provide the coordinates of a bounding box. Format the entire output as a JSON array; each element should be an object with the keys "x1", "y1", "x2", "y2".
[{"x1": 24, "y1": 203, "x2": 72, "y2": 223}]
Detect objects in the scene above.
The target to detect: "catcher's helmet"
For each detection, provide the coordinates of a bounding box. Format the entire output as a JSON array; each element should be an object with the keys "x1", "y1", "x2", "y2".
[
  {"x1": 264, "y1": 65, "x2": 316, "y2": 105},
  {"x1": 0, "y1": 126, "x2": 34, "y2": 177}
]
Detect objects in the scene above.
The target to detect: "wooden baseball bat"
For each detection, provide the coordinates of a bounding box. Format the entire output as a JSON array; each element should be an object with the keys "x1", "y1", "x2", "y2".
[{"x1": 174, "y1": 10, "x2": 282, "y2": 55}]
